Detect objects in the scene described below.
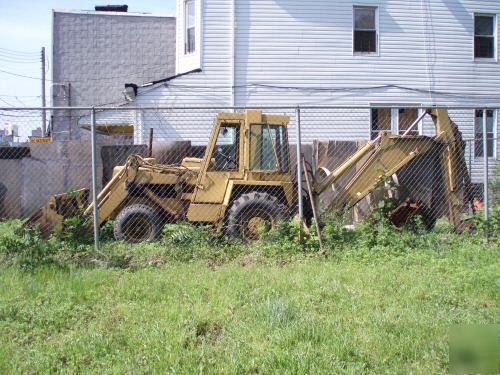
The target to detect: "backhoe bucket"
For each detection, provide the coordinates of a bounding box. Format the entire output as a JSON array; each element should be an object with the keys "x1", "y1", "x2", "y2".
[{"x1": 24, "y1": 189, "x2": 90, "y2": 239}]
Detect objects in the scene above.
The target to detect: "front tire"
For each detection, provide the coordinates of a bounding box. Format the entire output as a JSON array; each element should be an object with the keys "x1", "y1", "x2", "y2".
[
  {"x1": 226, "y1": 192, "x2": 289, "y2": 241},
  {"x1": 113, "y1": 204, "x2": 163, "y2": 243}
]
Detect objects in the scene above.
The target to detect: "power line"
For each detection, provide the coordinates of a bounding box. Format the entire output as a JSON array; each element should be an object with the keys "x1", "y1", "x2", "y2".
[
  {"x1": 0, "y1": 68, "x2": 50, "y2": 81},
  {"x1": 0, "y1": 57, "x2": 40, "y2": 64},
  {"x1": 0, "y1": 51, "x2": 39, "y2": 59},
  {"x1": 0, "y1": 94, "x2": 41, "y2": 98},
  {"x1": 0, "y1": 47, "x2": 39, "y2": 56},
  {"x1": 138, "y1": 82, "x2": 500, "y2": 101},
  {"x1": 0, "y1": 97, "x2": 15, "y2": 107},
  {"x1": 0, "y1": 113, "x2": 42, "y2": 118},
  {"x1": 1, "y1": 62, "x2": 169, "y2": 83}
]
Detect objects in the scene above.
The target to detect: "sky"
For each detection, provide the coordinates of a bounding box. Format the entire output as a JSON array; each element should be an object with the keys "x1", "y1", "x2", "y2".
[{"x1": 0, "y1": 0, "x2": 176, "y2": 139}]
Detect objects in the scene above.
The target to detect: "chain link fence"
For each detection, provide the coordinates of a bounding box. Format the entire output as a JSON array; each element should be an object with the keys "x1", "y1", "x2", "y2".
[{"x1": 0, "y1": 105, "x2": 498, "y2": 249}]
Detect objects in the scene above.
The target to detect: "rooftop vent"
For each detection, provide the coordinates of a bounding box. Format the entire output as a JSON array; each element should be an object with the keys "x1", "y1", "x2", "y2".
[{"x1": 94, "y1": 5, "x2": 128, "y2": 12}]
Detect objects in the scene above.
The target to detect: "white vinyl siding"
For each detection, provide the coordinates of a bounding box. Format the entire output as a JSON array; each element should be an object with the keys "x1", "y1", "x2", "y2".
[{"x1": 136, "y1": 0, "x2": 499, "y2": 182}]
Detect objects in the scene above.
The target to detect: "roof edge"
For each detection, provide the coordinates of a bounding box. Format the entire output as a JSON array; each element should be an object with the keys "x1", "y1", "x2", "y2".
[
  {"x1": 140, "y1": 68, "x2": 203, "y2": 88},
  {"x1": 52, "y1": 9, "x2": 175, "y2": 18}
]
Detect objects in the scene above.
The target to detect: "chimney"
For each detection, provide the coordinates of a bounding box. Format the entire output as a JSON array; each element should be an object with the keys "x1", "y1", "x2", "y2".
[{"x1": 94, "y1": 5, "x2": 128, "y2": 12}]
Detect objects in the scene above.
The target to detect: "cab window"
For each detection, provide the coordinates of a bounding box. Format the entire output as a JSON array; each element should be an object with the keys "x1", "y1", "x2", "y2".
[
  {"x1": 210, "y1": 124, "x2": 239, "y2": 171},
  {"x1": 250, "y1": 124, "x2": 289, "y2": 172}
]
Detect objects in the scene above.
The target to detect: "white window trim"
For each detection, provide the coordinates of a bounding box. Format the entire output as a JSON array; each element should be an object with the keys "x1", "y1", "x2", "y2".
[
  {"x1": 176, "y1": 0, "x2": 202, "y2": 74},
  {"x1": 184, "y1": 0, "x2": 196, "y2": 55},
  {"x1": 474, "y1": 109, "x2": 497, "y2": 160},
  {"x1": 369, "y1": 106, "x2": 424, "y2": 139},
  {"x1": 394, "y1": 108, "x2": 424, "y2": 135},
  {"x1": 353, "y1": 5, "x2": 380, "y2": 56},
  {"x1": 473, "y1": 13, "x2": 498, "y2": 62}
]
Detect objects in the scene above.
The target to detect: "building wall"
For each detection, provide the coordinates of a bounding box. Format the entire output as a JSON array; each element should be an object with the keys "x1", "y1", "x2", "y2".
[
  {"x1": 134, "y1": 0, "x2": 499, "y2": 182},
  {"x1": 52, "y1": 10, "x2": 176, "y2": 140},
  {"x1": 233, "y1": 0, "x2": 499, "y2": 107}
]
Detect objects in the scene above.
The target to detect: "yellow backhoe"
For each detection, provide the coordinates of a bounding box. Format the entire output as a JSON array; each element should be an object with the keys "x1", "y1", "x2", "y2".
[{"x1": 26, "y1": 108, "x2": 471, "y2": 242}]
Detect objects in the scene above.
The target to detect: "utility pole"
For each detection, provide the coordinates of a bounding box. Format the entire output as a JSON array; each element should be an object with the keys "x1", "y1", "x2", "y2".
[{"x1": 41, "y1": 47, "x2": 46, "y2": 137}]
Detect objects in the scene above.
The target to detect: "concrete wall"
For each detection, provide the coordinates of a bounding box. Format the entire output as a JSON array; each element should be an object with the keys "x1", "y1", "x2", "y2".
[
  {"x1": 0, "y1": 140, "x2": 197, "y2": 220},
  {"x1": 0, "y1": 159, "x2": 23, "y2": 218},
  {"x1": 1, "y1": 142, "x2": 119, "y2": 219},
  {"x1": 52, "y1": 10, "x2": 176, "y2": 140}
]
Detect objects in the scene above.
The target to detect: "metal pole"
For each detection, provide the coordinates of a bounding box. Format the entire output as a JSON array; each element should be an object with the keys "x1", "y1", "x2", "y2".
[
  {"x1": 482, "y1": 109, "x2": 489, "y2": 242},
  {"x1": 41, "y1": 47, "x2": 46, "y2": 137},
  {"x1": 468, "y1": 139, "x2": 473, "y2": 212},
  {"x1": 302, "y1": 156, "x2": 324, "y2": 252},
  {"x1": 148, "y1": 128, "x2": 154, "y2": 157},
  {"x1": 90, "y1": 107, "x2": 100, "y2": 252},
  {"x1": 295, "y1": 107, "x2": 303, "y2": 240}
]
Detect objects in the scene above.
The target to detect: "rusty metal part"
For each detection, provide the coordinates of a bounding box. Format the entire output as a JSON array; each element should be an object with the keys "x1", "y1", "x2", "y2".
[
  {"x1": 389, "y1": 198, "x2": 423, "y2": 228},
  {"x1": 24, "y1": 188, "x2": 89, "y2": 239}
]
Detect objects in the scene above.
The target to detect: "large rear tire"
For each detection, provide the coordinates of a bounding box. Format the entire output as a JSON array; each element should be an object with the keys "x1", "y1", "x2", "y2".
[
  {"x1": 226, "y1": 192, "x2": 289, "y2": 241},
  {"x1": 113, "y1": 204, "x2": 163, "y2": 243}
]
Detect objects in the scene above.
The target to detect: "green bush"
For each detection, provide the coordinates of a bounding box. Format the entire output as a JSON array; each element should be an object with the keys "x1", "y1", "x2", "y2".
[
  {"x1": 473, "y1": 203, "x2": 499, "y2": 241},
  {"x1": 54, "y1": 216, "x2": 93, "y2": 248},
  {"x1": 0, "y1": 195, "x2": 496, "y2": 271},
  {"x1": 0, "y1": 224, "x2": 58, "y2": 269}
]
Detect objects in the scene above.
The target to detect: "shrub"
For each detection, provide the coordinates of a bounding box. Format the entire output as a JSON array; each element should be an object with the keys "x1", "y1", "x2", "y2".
[
  {"x1": 54, "y1": 216, "x2": 93, "y2": 248},
  {"x1": 0, "y1": 224, "x2": 58, "y2": 269}
]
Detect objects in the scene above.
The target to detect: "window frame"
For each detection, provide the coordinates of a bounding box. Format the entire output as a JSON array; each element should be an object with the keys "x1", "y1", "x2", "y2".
[
  {"x1": 369, "y1": 106, "x2": 424, "y2": 140},
  {"x1": 473, "y1": 13, "x2": 497, "y2": 61},
  {"x1": 184, "y1": 0, "x2": 196, "y2": 55},
  {"x1": 397, "y1": 108, "x2": 421, "y2": 136},
  {"x1": 208, "y1": 123, "x2": 240, "y2": 171},
  {"x1": 249, "y1": 123, "x2": 290, "y2": 173},
  {"x1": 474, "y1": 109, "x2": 497, "y2": 159},
  {"x1": 353, "y1": 5, "x2": 379, "y2": 56},
  {"x1": 370, "y1": 107, "x2": 391, "y2": 140}
]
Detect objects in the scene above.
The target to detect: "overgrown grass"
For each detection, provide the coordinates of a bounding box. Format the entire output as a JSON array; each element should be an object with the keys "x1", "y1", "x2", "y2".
[{"x1": 0, "y1": 213, "x2": 498, "y2": 373}]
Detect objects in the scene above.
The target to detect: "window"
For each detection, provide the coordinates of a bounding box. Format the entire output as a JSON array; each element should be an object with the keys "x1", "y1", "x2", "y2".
[
  {"x1": 371, "y1": 107, "x2": 422, "y2": 139},
  {"x1": 250, "y1": 124, "x2": 289, "y2": 172},
  {"x1": 354, "y1": 6, "x2": 378, "y2": 53},
  {"x1": 474, "y1": 14, "x2": 495, "y2": 59},
  {"x1": 185, "y1": 0, "x2": 195, "y2": 54},
  {"x1": 371, "y1": 108, "x2": 391, "y2": 139},
  {"x1": 398, "y1": 108, "x2": 419, "y2": 135},
  {"x1": 210, "y1": 124, "x2": 239, "y2": 171},
  {"x1": 474, "y1": 110, "x2": 495, "y2": 158}
]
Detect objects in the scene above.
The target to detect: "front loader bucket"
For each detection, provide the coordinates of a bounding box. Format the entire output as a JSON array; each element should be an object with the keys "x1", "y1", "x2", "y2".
[{"x1": 24, "y1": 189, "x2": 90, "y2": 239}]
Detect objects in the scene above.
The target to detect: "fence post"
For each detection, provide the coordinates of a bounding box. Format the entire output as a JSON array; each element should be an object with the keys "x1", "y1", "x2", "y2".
[
  {"x1": 295, "y1": 107, "x2": 303, "y2": 240},
  {"x1": 482, "y1": 109, "x2": 489, "y2": 242},
  {"x1": 90, "y1": 107, "x2": 100, "y2": 252}
]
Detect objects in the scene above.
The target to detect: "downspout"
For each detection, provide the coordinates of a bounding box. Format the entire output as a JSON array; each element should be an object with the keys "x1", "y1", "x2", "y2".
[{"x1": 230, "y1": 0, "x2": 236, "y2": 109}]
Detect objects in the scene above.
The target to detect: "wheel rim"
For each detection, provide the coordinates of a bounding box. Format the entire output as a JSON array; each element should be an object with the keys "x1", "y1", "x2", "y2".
[
  {"x1": 122, "y1": 214, "x2": 153, "y2": 243},
  {"x1": 240, "y1": 208, "x2": 274, "y2": 241}
]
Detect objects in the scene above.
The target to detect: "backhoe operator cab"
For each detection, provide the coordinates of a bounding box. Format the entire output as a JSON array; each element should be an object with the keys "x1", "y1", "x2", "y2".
[{"x1": 186, "y1": 110, "x2": 294, "y2": 241}]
